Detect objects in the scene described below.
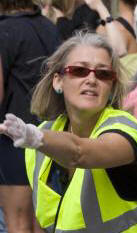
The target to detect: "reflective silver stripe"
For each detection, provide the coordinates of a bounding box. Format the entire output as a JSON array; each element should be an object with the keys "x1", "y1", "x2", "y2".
[
  {"x1": 32, "y1": 121, "x2": 54, "y2": 216},
  {"x1": 54, "y1": 170, "x2": 137, "y2": 233},
  {"x1": 55, "y1": 229, "x2": 87, "y2": 233},
  {"x1": 81, "y1": 169, "x2": 137, "y2": 233},
  {"x1": 33, "y1": 150, "x2": 45, "y2": 212},
  {"x1": 96, "y1": 116, "x2": 137, "y2": 133},
  {"x1": 44, "y1": 225, "x2": 54, "y2": 233},
  {"x1": 33, "y1": 118, "x2": 137, "y2": 233}
]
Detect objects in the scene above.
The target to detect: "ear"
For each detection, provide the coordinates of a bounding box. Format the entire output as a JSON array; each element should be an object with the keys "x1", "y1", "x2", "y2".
[{"x1": 53, "y1": 73, "x2": 63, "y2": 93}]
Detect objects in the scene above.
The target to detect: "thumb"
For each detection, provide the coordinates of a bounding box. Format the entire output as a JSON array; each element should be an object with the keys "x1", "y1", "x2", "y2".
[
  {"x1": 0, "y1": 124, "x2": 8, "y2": 133},
  {"x1": 13, "y1": 138, "x2": 26, "y2": 148}
]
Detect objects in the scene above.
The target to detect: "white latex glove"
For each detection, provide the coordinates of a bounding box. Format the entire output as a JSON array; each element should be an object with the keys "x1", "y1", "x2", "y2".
[{"x1": 0, "y1": 114, "x2": 44, "y2": 149}]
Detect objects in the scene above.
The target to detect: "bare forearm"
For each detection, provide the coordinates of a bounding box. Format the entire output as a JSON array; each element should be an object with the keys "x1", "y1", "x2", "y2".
[
  {"x1": 0, "y1": 114, "x2": 134, "y2": 169},
  {"x1": 88, "y1": 1, "x2": 127, "y2": 56},
  {"x1": 99, "y1": 22, "x2": 127, "y2": 56},
  {"x1": 99, "y1": 6, "x2": 127, "y2": 56},
  {"x1": 38, "y1": 130, "x2": 134, "y2": 169},
  {"x1": 39, "y1": 130, "x2": 81, "y2": 168}
]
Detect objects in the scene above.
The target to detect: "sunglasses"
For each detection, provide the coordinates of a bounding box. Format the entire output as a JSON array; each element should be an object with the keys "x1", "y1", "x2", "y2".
[{"x1": 60, "y1": 66, "x2": 116, "y2": 81}]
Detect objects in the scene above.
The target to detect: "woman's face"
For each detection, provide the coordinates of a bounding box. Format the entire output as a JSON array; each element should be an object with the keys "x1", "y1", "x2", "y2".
[{"x1": 53, "y1": 45, "x2": 115, "y2": 117}]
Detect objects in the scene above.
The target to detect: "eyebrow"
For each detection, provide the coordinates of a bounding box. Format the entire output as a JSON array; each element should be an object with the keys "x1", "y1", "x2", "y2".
[{"x1": 73, "y1": 61, "x2": 111, "y2": 68}]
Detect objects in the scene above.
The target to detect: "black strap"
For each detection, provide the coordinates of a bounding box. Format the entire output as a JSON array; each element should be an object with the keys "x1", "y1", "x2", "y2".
[{"x1": 116, "y1": 17, "x2": 136, "y2": 38}]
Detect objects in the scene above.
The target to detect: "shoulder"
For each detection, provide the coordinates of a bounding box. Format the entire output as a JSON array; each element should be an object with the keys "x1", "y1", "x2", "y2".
[
  {"x1": 95, "y1": 106, "x2": 137, "y2": 138},
  {"x1": 38, "y1": 115, "x2": 68, "y2": 131},
  {"x1": 33, "y1": 14, "x2": 58, "y2": 29},
  {"x1": 103, "y1": 106, "x2": 136, "y2": 120}
]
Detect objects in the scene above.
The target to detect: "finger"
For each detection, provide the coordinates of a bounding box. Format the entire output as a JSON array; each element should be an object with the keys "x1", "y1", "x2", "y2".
[
  {"x1": 7, "y1": 125, "x2": 20, "y2": 136},
  {"x1": 14, "y1": 138, "x2": 25, "y2": 148},
  {"x1": 4, "y1": 120, "x2": 19, "y2": 129},
  {"x1": 5, "y1": 113, "x2": 18, "y2": 121},
  {"x1": 0, "y1": 124, "x2": 8, "y2": 133},
  {"x1": 0, "y1": 124, "x2": 13, "y2": 139}
]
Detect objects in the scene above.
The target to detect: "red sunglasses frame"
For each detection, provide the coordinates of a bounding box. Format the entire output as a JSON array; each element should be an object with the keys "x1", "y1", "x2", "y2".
[{"x1": 60, "y1": 66, "x2": 117, "y2": 81}]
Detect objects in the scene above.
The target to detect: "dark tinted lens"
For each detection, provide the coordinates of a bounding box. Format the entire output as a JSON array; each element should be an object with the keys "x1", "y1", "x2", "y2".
[
  {"x1": 69, "y1": 66, "x2": 90, "y2": 77},
  {"x1": 95, "y1": 69, "x2": 115, "y2": 80}
]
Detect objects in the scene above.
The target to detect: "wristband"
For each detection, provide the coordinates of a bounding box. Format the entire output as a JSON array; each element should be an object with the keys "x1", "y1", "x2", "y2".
[
  {"x1": 97, "y1": 16, "x2": 114, "y2": 26},
  {"x1": 106, "y1": 16, "x2": 114, "y2": 23}
]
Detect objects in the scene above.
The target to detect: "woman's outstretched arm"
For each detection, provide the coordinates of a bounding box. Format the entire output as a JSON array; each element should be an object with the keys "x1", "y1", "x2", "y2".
[{"x1": 0, "y1": 113, "x2": 135, "y2": 169}]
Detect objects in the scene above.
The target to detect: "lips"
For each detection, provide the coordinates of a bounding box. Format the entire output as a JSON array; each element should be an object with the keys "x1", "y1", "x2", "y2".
[{"x1": 81, "y1": 90, "x2": 98, "y2": 96}]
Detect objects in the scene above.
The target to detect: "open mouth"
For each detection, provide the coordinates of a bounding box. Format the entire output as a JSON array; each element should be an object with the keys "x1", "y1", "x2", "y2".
[{"x1": 81, "y1": 90, "x2": 98, "y2": 97}]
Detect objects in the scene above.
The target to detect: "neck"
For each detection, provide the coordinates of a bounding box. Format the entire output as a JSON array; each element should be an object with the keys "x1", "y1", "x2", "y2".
[
  {"x1": 68, "y1": 110, "x2": 102, "y2": 138},
  {"x1": 119, "y1": 1, "x2": 135, "y2": 26}
]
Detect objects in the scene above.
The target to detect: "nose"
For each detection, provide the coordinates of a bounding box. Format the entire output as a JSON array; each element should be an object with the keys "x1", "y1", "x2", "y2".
[{"x1": 85, "y1": 70, "x2": 97, "y2": 85}]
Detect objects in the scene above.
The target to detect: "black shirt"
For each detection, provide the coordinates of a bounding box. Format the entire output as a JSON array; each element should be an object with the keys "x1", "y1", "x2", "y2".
[
  {"x1": 0, "y1": 10, "x2": 60, "y2": 124},
  {"x1": 57, "y1": 4, "x2": 100, "y2": 40}
]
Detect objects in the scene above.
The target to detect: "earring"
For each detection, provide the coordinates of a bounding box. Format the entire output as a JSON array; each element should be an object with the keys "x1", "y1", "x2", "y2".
[
  {"x1": 107, "y1": 94, "x2": 113, "y2": 105},
  {"x1": 55, "y1": 88, "x2": 63, "y2": 94}
]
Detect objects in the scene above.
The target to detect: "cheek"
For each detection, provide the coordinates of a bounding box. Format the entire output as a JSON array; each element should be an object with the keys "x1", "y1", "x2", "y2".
[
  {"x1": 62, "y1": 80, "x2": 74, "y2": 100},
  {"x1": 100, "y1": 81, "x2": 113, "y2": 99},
  {"x1": 62, "y1": 78, "x2": 79, "y2": 93}
]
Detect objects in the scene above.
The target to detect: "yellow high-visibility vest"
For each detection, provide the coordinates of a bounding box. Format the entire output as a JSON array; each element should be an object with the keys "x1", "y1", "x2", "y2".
[{"x1": 25, "y1": 106, "x2": 137, "y2": 233}]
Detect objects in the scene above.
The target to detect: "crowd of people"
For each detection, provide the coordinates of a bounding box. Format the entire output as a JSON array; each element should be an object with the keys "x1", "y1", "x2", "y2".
[{"x1": 0, "y1": 0, "x2": 137, "y2": 233}]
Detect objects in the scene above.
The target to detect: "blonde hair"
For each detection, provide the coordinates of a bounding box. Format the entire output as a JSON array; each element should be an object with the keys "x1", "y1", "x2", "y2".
[
  {"x1": 32, "y1": 0, "x2": 76, "y2": 23},
  {"x1": 32, "y1": 0, "x2": 51, "y2": 7},
  {"x1": 52, "y1": 0, "x2": 76, "y2": 18},
  {"x1": 31, "y1": 31, "x2": 129, "y2": 120}
]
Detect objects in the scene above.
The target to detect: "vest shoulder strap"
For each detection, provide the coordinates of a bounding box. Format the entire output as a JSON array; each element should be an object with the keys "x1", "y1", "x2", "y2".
[{"x1": 43, "y1": 121, "x2": 54, "y2": 130}]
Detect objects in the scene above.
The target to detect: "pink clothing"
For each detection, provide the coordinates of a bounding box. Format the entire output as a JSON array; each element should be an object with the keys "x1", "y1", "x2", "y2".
[{"x1": 123, "y1": 86, "x2": 137, "y2": 118}]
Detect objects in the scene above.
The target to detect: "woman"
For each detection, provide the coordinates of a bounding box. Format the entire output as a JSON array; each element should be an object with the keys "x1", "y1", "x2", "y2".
[
  {"x1": 117, "y1": 0, "x2": 137, "y2": 77},
  {"x1": 85, "y1": 0, "x2": 137, "y2": 77},
  {"x1": 1, "y1": 32, "x2": 137, "y2": 232},
  {"x1": 33, "y1": 0, "x2": 77, "y2": 23},
  {"x1": 0, "y1": 0, "x2": 59, "y2": 233},
  {"x1": 33, "y1": 0, "x2": 100, "y2": 40},
  {"x1": 117, "y1": 0, "x2": 137, "y2": 51},
  {"x1": 123, "y1": 71, "x2": 137, "y2": 117},
  {"x1": 85, "y1": 0, "x2": 137, "y2": 52}
]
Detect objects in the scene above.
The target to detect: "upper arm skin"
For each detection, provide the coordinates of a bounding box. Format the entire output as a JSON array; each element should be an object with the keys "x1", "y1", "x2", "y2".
[
  {"x1": 115, "y1": 21, "x2": 137, "y2": 54},
  {"x1": 77, "y1": 133, "x2": 135, "y2": 169},
  {"x1": 40, "y1": 130, "x2": 135, "y2": 169}
]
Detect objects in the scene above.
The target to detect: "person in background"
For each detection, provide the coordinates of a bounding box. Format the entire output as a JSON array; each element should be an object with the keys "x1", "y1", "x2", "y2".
[
  {"x1": 85, "y1": 0, "x2": 137, "y2": 54},
  {"x1": 33, "y1": 0, "x2": 100, "y2": 40},
  {"x1": 134, "y1": 4, "x2": 137, "y2": 37},
  {"x1": 36, "y1": 0, "x2": 133, "y2": 60},
  {"x1": 117, "y1": 0, "x2": 137, "y2": 47},
  {"x1": 0, "y1": 0, "x2": 60, "y2": 233},
  {"x1": 85, "y1": 0, "x2": 137, "y2": 78},
  {"x1": 0, "y1": 58, "x2": 4, "y2": 105},
  {"x1": 117, "y1": 0, "x2": 137, "y2": 77},
  {"x1": 0, "y1": 58, "x2": 6, "y2": 233},
  {"x1": 123, "y1": 71, "x2": 137, "y2": 116},
  {"x1": 0, "y1": 31, "x2": 137, "y2": 232},
  {"x1": 33, "y1": 0, "x2": 77, "y2": 23}
]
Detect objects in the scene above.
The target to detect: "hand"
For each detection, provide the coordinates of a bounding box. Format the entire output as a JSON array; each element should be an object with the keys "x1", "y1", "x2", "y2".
[
  {"x1": 84, "y1": 0, "x2": 104, "y2": 11},
  {"x1": 53, "y1": 7, "x2": 64, "y2": 18},
  {"x1": 0, "y1": 114, "x2": 44, "y2": 149}
]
